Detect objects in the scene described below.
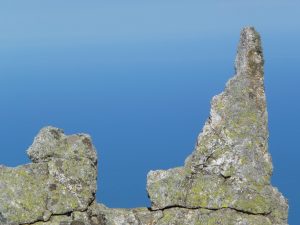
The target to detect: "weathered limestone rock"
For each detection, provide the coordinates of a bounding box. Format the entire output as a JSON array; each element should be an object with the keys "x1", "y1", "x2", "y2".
[{"x1": 0, "y1": 27, "x2": 288, "y2": 225}]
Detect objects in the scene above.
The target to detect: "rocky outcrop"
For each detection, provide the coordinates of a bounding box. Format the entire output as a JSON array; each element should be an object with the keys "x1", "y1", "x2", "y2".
[
  {"x1": 0, "y1": 127, "x2": 97, "y2": 225},
  {"x1": 147, "y1": 26, "x2": 286, "y2": 218},
  {"x1": 0, "y1": 27, "x2": 288, "y2": 225}
]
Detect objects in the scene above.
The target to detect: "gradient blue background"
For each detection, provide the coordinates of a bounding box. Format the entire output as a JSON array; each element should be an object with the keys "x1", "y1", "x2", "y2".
[{"x1": 0, "y1": 1, "x2": 299, "y2": 224}]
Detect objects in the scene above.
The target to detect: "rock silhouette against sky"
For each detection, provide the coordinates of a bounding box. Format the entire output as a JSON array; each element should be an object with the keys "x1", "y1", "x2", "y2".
[{"x1": 0, "y1": 27, "x2": 288, "y2": 225}]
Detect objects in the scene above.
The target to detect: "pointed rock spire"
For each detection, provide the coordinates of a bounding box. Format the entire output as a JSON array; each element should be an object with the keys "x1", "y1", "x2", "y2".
[
  {"x1": 147, "y1": 27, "x2": 288, "y2": 224},
  {"x1": 184, "y1": 26, "x2": 270, "y2": 185},
  {"x1": 235, "y1": 27, "x2": 264, "y2": 76}
]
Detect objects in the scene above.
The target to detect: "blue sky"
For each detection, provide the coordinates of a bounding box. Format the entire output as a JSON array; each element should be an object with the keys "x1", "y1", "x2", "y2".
[{"x1": 0, "y1": 1, "x2": 299, "y2": 224}]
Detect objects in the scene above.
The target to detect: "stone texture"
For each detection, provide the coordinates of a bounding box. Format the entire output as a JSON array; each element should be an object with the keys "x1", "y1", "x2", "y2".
[
  {"x1": 0, "y1": 164, "x2": 48, "y2": 224},
  {"x1": 0, "y1": 126, "x2": 97, "y2": 225},
  {"x1": 0, "y1": 27, "x2": 288, "y2": 225},
  {"x1": 146, "y1": 27, "x2": 288, "y2": 224}
]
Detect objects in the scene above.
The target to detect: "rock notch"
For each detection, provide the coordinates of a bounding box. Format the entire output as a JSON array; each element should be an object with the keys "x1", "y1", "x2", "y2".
[{"x1": 0, "y1": 27, "x2": 288, "y2": 225}]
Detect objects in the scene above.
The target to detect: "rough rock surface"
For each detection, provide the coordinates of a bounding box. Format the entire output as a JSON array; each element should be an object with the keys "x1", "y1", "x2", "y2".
[
  {"x1": 0, "y1": 27, "x2": 288, "y2": 225},
  {"x1": 0, "y1": 127, "x2": 97, "y2": 225}
]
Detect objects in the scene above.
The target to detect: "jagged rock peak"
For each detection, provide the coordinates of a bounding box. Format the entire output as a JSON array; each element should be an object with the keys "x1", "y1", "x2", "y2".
[
  {"x1": 0, "y1": 27, "x2": 288, "y2": 225},
  {"x1": 183, "y1": 25, "x2": 270, "y2": 184},
  {"x1": 147, "y1": 26, "x2": 288, "y2": 224}
]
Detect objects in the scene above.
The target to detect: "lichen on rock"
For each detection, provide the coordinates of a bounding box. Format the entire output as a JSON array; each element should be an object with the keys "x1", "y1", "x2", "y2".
[
  {"x1": 146, "y1": 27, "x2": 288, "y2": 225},
  {"x1": 0, "y1": 126, "x2": 97, "y2": 225},
  {"x1": 0, "y1": 27, "x2": 288, "y2": 225}
]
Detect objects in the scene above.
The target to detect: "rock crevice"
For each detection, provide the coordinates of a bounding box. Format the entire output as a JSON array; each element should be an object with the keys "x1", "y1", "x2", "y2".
[{"x1": 0, "y1": 27, "x2": 288, "y2": 225}]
